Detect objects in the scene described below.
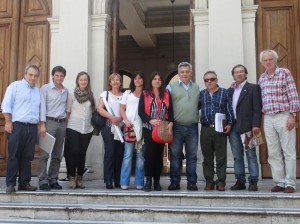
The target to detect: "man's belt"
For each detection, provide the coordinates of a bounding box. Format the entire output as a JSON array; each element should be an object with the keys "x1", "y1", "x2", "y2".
[
  {"x1": 46, "y1": 116, "x2": 66, "y2": 123},
  {"x1": 201, "y1": 123, "x2": 214, "y2": 127}
]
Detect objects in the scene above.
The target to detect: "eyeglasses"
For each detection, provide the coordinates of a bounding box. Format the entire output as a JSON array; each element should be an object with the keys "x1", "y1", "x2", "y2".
[{"x1": 204, "y1": 78, "x2": 217, "y2": 82}]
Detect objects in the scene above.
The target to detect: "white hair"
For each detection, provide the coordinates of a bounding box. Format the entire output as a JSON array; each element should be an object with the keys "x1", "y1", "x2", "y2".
[{"x1": 259, "y1": 49, "x2": 279, "y2": 63}]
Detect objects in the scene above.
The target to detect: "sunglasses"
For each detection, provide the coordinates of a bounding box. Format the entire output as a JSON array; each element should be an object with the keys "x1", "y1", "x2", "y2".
[{"x1": 204, "y1": 78, "x2": 217, "y2": 82}]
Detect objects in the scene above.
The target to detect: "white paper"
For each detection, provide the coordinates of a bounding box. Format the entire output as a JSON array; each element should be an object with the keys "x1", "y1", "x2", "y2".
[
  {"x1": 38, "y1": 132, "x2": 56, "y2": 154},
  {"x1": 215, "y1": 113, "x2": 226, "y2": 132},
  {"x1": 102, "y1": 93, "x2": 124, "y2": 143}
]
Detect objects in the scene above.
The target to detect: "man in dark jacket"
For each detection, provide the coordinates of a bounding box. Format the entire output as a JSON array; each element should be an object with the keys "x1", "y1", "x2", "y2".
[{"x1": 228, "y1": 64, "x2": 262, "y2": 191}]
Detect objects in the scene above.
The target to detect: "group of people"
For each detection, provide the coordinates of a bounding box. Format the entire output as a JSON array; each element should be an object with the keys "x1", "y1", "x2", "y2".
[
  {"x1": 2, "y1": 66, "x2": 96, "y2": 193},
  {"x1": 1, "y1": 49, "x2": 299, "y2": 194}
]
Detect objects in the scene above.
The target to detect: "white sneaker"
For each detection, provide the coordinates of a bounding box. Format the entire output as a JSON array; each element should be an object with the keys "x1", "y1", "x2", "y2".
[
  {"x1": 136, "y1": 186, "x2": 143, "y2": 190},
  {"x1": 121, "y1": 185, "x2": 128, "y2": 190}
]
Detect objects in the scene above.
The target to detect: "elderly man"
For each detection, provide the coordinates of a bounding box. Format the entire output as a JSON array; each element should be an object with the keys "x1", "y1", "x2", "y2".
[
  {"x1": 228, "y1": 64, "x2": 262, "y2": 191},
  {"x1": 1, "y1": 64, "x2": 40, "y2": 193},
  {"x1": 38, "y1": 66, "x2": 68, "y2": 191},
  {"x1": 258, "y1": 49, "x2": 300, "y2": 193},
  {"x1": 199, "y1": 71, "x2": 234, "y2": 191},
  {"x1": 167, "y1": 62, "x2": 201, "y2": 191}
]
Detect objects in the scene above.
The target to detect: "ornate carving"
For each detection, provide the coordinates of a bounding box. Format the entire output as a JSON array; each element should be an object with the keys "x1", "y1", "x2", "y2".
[
  {"x1": 0, "y1": 0, "x2": 13, "y2": 18},
  {"x1": 24, "y1": 0, "x2": 51, "y2": 17}
]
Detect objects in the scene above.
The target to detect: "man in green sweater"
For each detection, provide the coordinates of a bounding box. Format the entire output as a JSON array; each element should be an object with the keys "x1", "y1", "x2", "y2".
[{"x1": 167, "y1": 62, "x2": 201, "y2": 191}]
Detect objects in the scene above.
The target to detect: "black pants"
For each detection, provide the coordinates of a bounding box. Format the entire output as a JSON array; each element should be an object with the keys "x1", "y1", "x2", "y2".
[
  {"x1": 101, "y1": 125, "x2": 124, "y2": 185},
  {"x1": 6, "y1": 122, "x2": 37, "y2": 186},
  {"x1": 143, "y1": 128, "x2": 164, "y2": 180},
  {"x1": 64, "y1": 128, "x2": 93, "y2": 177}
]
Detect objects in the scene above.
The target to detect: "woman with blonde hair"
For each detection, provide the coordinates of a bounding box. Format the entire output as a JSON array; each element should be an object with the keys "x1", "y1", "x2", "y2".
[
  {"x1": 98, "y1": 73, "x2": 124, "y2": 189},
  {"x1": 65, "y1": 71, "x2": 95, "y2": 189}
]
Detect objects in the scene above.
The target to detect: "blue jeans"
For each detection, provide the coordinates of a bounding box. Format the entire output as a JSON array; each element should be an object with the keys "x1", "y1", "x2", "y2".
[
  {"x1": 120, "y1": 142, "x2": 145, "y2": 187},
  {"x1": 228, "y1": 124, "x2": 259, "y2": 183},
  {"x1": 170, "y1": 124, "x2": 198, "y2": 183}
]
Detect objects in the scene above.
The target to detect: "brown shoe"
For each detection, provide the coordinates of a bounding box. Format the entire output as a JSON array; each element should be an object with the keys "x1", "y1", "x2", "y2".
[
  {"x1": 271, "y1": 185, "x2": 285, "y2": 192},
  {"x1": 284, "y1": 186, "x2": 295, "y2": 193},
  {"x1": 216, "y1": 184, "x2": 225, "y2": 191},
  {"x1": 204, "y1": 183, "x2": 215, "y2": 190},
  {"x1": 18, "y1": 183, "x2": 37, "y2": 191}
]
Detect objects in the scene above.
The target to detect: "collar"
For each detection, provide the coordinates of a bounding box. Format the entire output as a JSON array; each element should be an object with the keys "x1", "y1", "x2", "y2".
[
  {"x1": 22, "y1": 78, "x2": 35, "y2": 88},
  {"x1": 50, "y1": 81, "x2": 65, "y2": 90},
  {"x1": 262, "y1": 66, "x2": 279, "y2": 78},
  {"x1": 178, "y1": 79, "x2": 192, "y2": 86},
  {"x1": 233, "y1": 80, "x2": 247, "y2": 89}
]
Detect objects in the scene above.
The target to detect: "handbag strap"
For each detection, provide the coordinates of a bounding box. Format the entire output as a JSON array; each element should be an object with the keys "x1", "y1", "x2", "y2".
[{"x1": 155, "y1": 96, "x2": 162, "y2": 119}]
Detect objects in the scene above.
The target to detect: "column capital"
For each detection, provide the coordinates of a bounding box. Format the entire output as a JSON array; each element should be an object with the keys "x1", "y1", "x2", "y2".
[
  {"x1": 47, "y1": 17, "x2": 59, "y2": 33},
  {"x1": 194, "y1": 0, "x2": 208, "y2": 9},
  {"x1": 191, "y1": 9, "x2": 209, "y2": 26},
  {"x1": 91, "y1": 14, "x2": 111, "y2": 31},
  {"x1": 242, "y1": 5, "x2": 259, "y2": 23}
]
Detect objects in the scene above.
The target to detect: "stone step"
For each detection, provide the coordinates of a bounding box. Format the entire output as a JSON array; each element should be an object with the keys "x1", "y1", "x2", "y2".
[
  {"x1": 0, "y1": 202, "x2": 299, "y2": 223},
  {"x1": 1, "y1": 191, "x2": 300, "y2": 209}
]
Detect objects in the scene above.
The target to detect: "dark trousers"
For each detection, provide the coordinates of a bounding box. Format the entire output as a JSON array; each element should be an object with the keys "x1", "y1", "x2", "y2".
[
  {"x1": 200, "y1": 126, "x2": 227, "y2": 185},
  {"x1": 64, "y1": 128, "x2": 93, "y2": 177},
  {"x1": 101, "y1": 125, "x2": 124, "y2": 185},
  {"x1": 143, "y1": 128, "x2": 164, "y2": 180},
  {"x1": 6, "y1": 122, "x2": 37, "y2": 186}
]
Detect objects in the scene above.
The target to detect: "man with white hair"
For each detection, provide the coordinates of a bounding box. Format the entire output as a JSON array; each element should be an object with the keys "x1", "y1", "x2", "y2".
[{"x1": 258, "y1": 49, "x2": 300, "y2": 193}]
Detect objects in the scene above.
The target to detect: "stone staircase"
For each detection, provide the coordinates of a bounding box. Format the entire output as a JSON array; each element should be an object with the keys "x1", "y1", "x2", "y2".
[{"x1": 0, "y1": 178, "x2": 300, "y2": 224}]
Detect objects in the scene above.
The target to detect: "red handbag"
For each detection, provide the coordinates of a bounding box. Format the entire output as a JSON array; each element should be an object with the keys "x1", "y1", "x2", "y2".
[
  {"x1": 152, "y1": 121, "x2": 173, "y2": 143},
  {"x1": 151, "y1": 96, "x2": 173, "y2": 144},
  {"x1": 124, "y1": 126, "x2": 136, "y2": 142}
]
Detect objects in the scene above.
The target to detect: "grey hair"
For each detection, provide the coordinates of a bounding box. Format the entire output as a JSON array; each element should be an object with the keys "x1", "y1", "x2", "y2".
[
  {"x1": 178, "y1": 62, "x2": 192, "y2": 72},
  {"x1": 24, "y1": 64, "x2": 40, "y2": 75},
  {"x1": 259, "y1": 49, "x2": 279, "y2": 63}
]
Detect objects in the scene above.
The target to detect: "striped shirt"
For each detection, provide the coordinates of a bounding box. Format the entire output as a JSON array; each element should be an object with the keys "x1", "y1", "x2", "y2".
[
  {"x1": 258, "y1": 67, "x2": 300, "y2": 115},
  {"x1": 199, "y1": 87, "x2": 234, "y2": 126}
]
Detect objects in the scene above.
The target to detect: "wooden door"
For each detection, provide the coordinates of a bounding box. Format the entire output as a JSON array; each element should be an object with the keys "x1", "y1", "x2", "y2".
[
  {"x1": 256, "y1": 0, "x2": 300, "y2": 178},
  {"x1": 0, "y1": 0, "x2": 51, "y2": 176}
]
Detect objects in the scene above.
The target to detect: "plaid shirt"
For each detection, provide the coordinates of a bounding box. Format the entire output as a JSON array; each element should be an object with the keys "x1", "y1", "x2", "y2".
[
  {"x1": 258, "y1": 67, "x2": 300, "y2": 114},
  {"x1": 199, "y1": 87, "x2": 234, "y2": 125}
]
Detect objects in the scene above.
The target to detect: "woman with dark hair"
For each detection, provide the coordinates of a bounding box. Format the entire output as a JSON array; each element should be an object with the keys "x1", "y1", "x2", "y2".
[
  {"x1": 120, "y1": 72, "x2": 146, "y2": 190},
  {"x1": 65, "y1": 72, "x2": 95, "y2": 189},
  {"x1": 98, "y1": 73, "x2": 124, "y2": 189},
  {"x1": 138, "y1": 72, "x2": 174, "y2": 191}
]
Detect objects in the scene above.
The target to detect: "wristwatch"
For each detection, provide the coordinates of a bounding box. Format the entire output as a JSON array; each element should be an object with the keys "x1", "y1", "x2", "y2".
[{"x1": 290, "y1": 112, "x2": 297, "y2": 117}]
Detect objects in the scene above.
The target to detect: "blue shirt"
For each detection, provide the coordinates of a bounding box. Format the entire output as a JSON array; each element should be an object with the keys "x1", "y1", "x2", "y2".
[
  {"x1": 40, "y1": 82, "x2": 68, "y2": 122},
  {"x1": 1, "y1": 79, "x2": 40, "y2": 123},
  {"x1": 199, "y1": 87, "x2": 234, "y2": 125}
]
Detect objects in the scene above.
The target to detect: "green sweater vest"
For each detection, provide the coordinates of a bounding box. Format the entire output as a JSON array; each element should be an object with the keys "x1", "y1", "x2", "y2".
[{"x1": 170, "y1": 82, "x2": 200, "y2": 125}]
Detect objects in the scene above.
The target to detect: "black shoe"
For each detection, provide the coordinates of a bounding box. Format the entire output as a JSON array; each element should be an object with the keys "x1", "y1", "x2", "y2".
[
  {"x1": 6, "y1": 185, "x2": 16, "y2": 194},
  {"x1": 248, "y1": 181, "x2": 258, "y2": 191},
  {"x1": 187, "y1": 182, "x2": 198, "y2": 191},
  {"x1": 168, "y1": 182, "x2": 180, "y2": 191},
  {"x1": 230, "y1": 180, "x2": 246, "y2": 190},
  {"x1": 39, "y1": 183, "x2": 51, "y2": 191},
  {"x1": 144, "y1": 177, "x2": 152, "y2": 192},
  {"x1": 18, "y1": 183, "x2": 37, "y2": 191},
  {"x1": 59, "y1": 176, "x2": 69, "y2": 181},
  {"x1": 50, "y1": 182, "x2": 63, "y2": 190},
  {"x1": 106, "y1": 182, "x2": 113, "y2": 189},
  {"x1": 114, "y1": 183, "x2": 121, "y2": 188},
  {"x1": 153, "y1": 182, "x2": 162, "y2": 191}
]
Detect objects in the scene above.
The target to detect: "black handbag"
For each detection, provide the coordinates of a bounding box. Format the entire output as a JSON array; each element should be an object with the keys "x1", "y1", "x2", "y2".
[{"x1": 91, "y1": 91, "x2": 109, "y2": 134}]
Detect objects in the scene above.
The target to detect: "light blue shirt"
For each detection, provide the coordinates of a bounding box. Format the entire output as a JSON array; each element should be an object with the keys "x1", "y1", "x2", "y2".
[
  {"x1": 1, "y1": 79, "x2": 40, "y2": 123},
  {"x1": 40, "y1": 82, "x2": 68, "y2": 122}
]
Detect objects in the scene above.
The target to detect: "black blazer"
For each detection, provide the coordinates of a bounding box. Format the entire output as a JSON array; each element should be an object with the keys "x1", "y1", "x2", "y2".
[{"x1": 228, "y1": 82, "x2": 262, "y2": 134}]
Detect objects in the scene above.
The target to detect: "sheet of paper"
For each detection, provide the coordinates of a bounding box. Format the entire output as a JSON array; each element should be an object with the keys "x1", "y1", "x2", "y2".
[
  {"x1": 215, "y1": 113, "x2": 226, "y2": 132},
  {"x1": 38, "y1": 132, "x2": 56, "y2": 154}
]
